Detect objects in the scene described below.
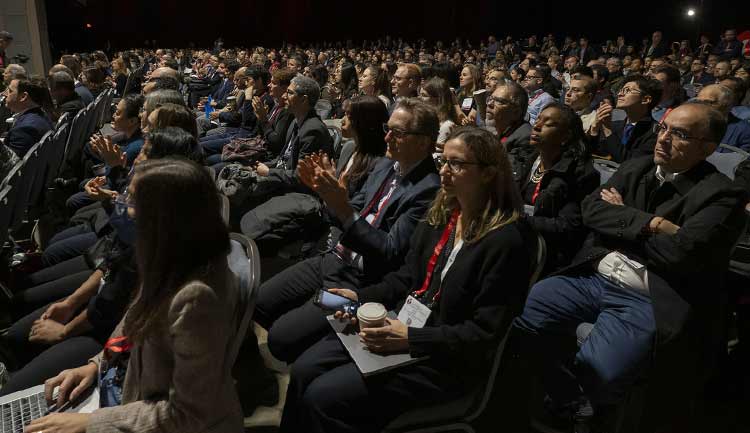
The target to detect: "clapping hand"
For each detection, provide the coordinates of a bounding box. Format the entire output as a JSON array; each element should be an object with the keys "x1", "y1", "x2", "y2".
[
  {"x1": 252, "y1": 96, "x2": 269, "y2": 123},
  {"x1": 84, "y1": 176, "x2": 117, "y2": 201},
  {"x1": 90, "y1": 134, "x2": 126, "y2": 168}
]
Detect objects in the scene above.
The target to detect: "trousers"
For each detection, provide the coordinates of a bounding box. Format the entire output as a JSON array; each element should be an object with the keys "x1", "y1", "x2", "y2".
[{"x1": 513, "y1": 273, "x2": 656, "y2": 406}]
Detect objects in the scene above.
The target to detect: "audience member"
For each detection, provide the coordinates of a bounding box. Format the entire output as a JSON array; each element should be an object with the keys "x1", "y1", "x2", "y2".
[
  {"x1": 48, "y1": 71, "x2": 85, "y2": 119},
  {"x1": 713, "y1": 29, "x2": 742, "y2": 60},
  {"x1": 488, "y1": 81, "x2": 531, "y2": 152},
  {"x1": 419, "y1": 77, "x2": 458, "y2": 148},
  {"x1": 358, "y1": 65, "x2": 392, "y2": 110},
  {"x1": 280, "y1": 126, "x2": 532, "y2": 433},
  {"x1": 2, "y1": 63, "x2": 26, "y2": 86},
  {"x1": 523, "y1": 65, "x2": 555, "y2": 125},
  {"x1": 695, "y1": 84, "x2": 750, "y2": 151},
  {"x1": 564, "y1": 75, "x2": 598, "y2": 132},
  {"x1": 651, "y1": 65, "x2": 684, "y2": 121},
  {"x1": 514, "y1": 103, "x2": 747, "y2": 431},
  {"x1": 60, "y1": 55, "x2": 94, "y2": 104},
  {"x1": 589, "y1": 74, "x2": 661, "y2": 162},
  {"x1": 1, "y1": 76, "x2": 54, "y2": 156}
]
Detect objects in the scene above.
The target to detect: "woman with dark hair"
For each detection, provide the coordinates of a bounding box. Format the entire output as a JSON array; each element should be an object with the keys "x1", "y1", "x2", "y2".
[
  {"x1": 82, "y1": 66, "x2": 108, "y2": 98},
  {"x1": 508, "y1": 103, "x2": 599, "y2": 273},
  {"x1": 283, "y1": 126, "x2": 533, "y2": 433},
  {"x1": 26, "y1": 158, "x2": 244, "y2": 433},
  {"x1": 358, "y1": 65, "x2": 392, "y2": 110},
  {"x1": 331, "y1": 62, "x2": 359, "y2": 118},
  {"x1": 509, "y1": 64, "x2": 526, "y2": 83},
  {"x1": 420, "y1": 77, "x2": 458, "y2": 148},
  {"x1": 311, "y1": 65, "x2": 331, "y2": 101}
]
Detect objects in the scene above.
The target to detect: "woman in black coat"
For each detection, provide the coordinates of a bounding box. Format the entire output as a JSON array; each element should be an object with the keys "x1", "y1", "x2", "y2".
[
  {"x1": 509, "y1": 103, "x2": 600, "y2": 273},
  {"x1": 280, "y1": 127, "x2": 534, "y2": 433}
]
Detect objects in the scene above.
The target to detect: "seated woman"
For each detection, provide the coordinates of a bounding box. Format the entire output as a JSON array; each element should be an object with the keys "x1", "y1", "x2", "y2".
[
  {"x1": 419, "y1": 77, "x2": 459, "y2": 151},
  {"x1": 110, "y1": 56, "x2": 130, "y2": 97},
  {"x1": 508, "y1": 103, "x2": 599, "y2": 274},
  {"x1": 280, "y1": 127, "x2": 533, "y2": 433},
  {"x1": 358, "y1": 65, "x2": 392, "y2": 111},
  {"x1": 25, "y1": 158, "x2": 244, "y2": 433}
]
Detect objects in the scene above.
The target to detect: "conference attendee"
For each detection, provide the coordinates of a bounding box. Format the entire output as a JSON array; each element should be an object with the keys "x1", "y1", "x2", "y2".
[
  {"x1": 251, "y1": 68, "x2": 296, "y2": 157},
  {"x1": 110, "y1": 56, "x2": 130, "y2": 97},
  {"x1": 488, "y1": 81, "x2": 531, "y2": 152},
  {"x1": 1, "y1": 76, "x2": 53, "y2": 156},
  {"x1": 280, "y1": 126, "x2": 532, "y2": 433},
  {"x1": 645, "y1": 30, "x2": 667, "y2": 58},
  {"x1": 588, "y1": 64, "x2": 614, "y2": 110},
  {"x1": 564, "y1": 75, "x2": 598, "y2": 133},
  {"x1": 378, "y1": 60, "x2": 418, "y2": 105},
  {"x1": 681, "y1": 58, "x2": 715, "y2": 90},
  {"x1": 48, "y1": 71, "x2": 85, "y2": 119},
  {"x1": 25, "y1": 158, "x2": 244, "y2": 433},
  {"x1": 651, "y1": 65, "x2": 684, "y2": 121},
  {"x1": 713, "y1": 60, "x2": 732, "y2": 82},
  {"x1": 713, "y1": 29, "x2": 742, "y2": 60},
  {"x1": 514, "y1": 103, "x2": 747, "y2": 431},
  {"x1": 420, "y1": 77, "x2": 459, "y2": 148},
  {"x1": 456, "y1": 64, "x2": 482, "y2": 120},
  {"x1": 522, "y1": 65, "x2": 555, "y2": 125},
  {"x1": 605, "y1": 57, "x2": 626, "y2": 95},
  {"x1": 358, "y1": 65, "x2": 392, "y2": 110},
  {"x1": 589, "y1": 74, "x2": 662, "y2": 162},
  {"x1": 81, "y1": 66, "x2": 107, "y2": 99},
  {"x1": 576, "y1": 37, "x2": 599, "y2": 66},
  {"x1": 0, "y1": 30, "x2": 13, "y2": 69},
  {"x1": 695, "y1": 84, "x2": 750, "y2": 151},
  {"x1": 509, "y1": 104, "x2": 599, "y2": 273},
  {"x1": 252, "y1": 98, "x2": 441, "y2": 363},
  {"x1": 2, "y1": 63, "x2": 25, "y2": 86},
  {"x1": 142, "y1": 66, "x2": 181, "y2": 94},
  {"x1": 60, "y1": 55, "x2": 94, "y2": 105}
]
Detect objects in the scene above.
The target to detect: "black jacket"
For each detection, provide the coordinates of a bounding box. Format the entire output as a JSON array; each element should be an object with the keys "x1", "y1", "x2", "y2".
[
  {"x1": 501, "y1": 122, "x2": 532, "y2": 153},
  {"x1": 563, "y1": 156, "x2": 747, "y2": 423},
  {"x1": 337, "y1": 156, "x2": 440, "y2": 284},
  {"x1": 509, "y1": 147, "x2": 600, "y2": 273},
  {"x1": 258, "y1": 106, "x2": 294, "y2": 158},
  {"x1": 358, "y1": 218, "x2": 533, "y2": 375},
  {"x1": 593, "y1": 118, "x2": 657, "y2": 163}
]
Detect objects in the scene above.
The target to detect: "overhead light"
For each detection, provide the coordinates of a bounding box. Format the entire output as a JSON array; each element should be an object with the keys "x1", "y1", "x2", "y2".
[{"x1": 687, "y1": 8, "x2": 696, "y2": 17}]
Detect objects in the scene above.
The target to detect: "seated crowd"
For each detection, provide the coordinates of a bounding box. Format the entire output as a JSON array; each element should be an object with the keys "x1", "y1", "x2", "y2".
[{"x1": 0, "y1": 27, "x2": 749, "y2": 433}]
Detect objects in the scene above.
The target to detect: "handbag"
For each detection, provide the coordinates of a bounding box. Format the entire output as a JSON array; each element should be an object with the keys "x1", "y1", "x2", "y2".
[{"x1": 221, "y1": 136, "x2": 268, "y2": 164}]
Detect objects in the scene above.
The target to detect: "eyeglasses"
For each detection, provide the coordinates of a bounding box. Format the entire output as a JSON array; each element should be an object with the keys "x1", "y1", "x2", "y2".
[
  {"x1": 486, "y1": 96, "x2": 515, "y2": 107},
  {"x1": 618, "y1": 87, "x2": 643, "y2": 96},
  {"x1": 436, "y1": 156, "x2": 485, "y2": 173},
  {"x1": 382, "y1": 124, "x2": 430, "y2": 138},
  {"x1": 523, "y1": 75, "x2": 542, "y2": 81},
  {"x1": 285, "y1": 88, "x2": 304, "y2": 96},
  {"x1": 652, "y1": 122, "x2": 707, "y2": 142}
]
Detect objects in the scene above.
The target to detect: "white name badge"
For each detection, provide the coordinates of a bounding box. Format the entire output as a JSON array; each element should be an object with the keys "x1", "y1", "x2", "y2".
[
  {"x1": 397, "y1": 296, "x2": 432, "y2": 329},
  {"x1": 524, "y1": 204, "x2": 535, "y2": 216}
]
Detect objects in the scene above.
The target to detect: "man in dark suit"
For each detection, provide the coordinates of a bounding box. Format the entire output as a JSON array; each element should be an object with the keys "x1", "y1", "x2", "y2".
[
  {"x1": 589, "y1": 75, "x2": 662, "y2": 162},
  {"x1": 488, "y1": 81, "x2": 531, "y2": 152},
  {"x1": 1, "y1": 76, "x2": 53, "y2": 157},
  {"x1": 515, "y1": 103, "x2": 748, "y2": 431},
  {"x1": 48, "y1": 71, "x2": 84, "y2": 118},
  {"x1": 577, "y1": 37, "x2": 599, "y2": 66},
  {"x1": 252, "y1": 98, "x2": 441, "y2": 363}
]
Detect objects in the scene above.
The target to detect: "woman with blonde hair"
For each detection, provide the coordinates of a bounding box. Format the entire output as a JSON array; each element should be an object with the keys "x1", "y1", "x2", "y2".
[{"x1": 279, "y1": 126, "x2": 534, "y2": 433}]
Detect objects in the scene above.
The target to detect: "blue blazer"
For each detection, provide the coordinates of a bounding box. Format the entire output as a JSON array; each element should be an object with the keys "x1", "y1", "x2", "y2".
[{"x1": 5, "y1": 107, "x2": 53, "y2": 157}]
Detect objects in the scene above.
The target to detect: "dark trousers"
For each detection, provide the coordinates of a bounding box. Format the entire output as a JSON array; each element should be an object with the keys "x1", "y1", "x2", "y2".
[
  {"x1": 41, "y1": 225, "x2": 97, "y2": 268},
  {"x1": 513, "y1": 273, "x2": 656, "y2": 406},
  {"x1": 199, "y1": 134, "x2": 231, "y2": 155},
  {"x1": 11, "y1": 270, "x2": 91, "y2": 320},
  {"x1": 281, "y1": 332, "x2": 458, "y2": 433},
  {"x1": 65, "y1": 192, "x2": 97, "y2": 215},
  {"x1": 0, "y1": 305, "x2": 102, "y2": 396},
  {"x1": 25, "y1": 255, "x2": 91, "y2": 288},
  {"x1": 255, "y1": 253, "x2": 362, "y2": 363}
]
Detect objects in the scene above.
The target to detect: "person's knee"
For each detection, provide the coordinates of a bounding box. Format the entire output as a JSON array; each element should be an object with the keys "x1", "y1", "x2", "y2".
[
  {"x1": 515, "y1": 277, "x2": 567, "y2": 333},
  {"x1": 266, "y1": 324, "x2": 302, "y2": 363}
]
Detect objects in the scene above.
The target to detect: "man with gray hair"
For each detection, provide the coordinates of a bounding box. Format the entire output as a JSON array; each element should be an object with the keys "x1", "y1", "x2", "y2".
[
  {"x1": 695, "y1": 84, "x2": 750, "y2": 151},
  {"x1": 48, "y1": 71, "x2": 84, "y2": 118},
  {"x1": 3, "y1": 64, "x2": 25, "y2": 86}
]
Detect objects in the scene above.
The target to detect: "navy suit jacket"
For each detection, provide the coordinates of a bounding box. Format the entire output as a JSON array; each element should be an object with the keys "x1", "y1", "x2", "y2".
[
  {"x1": 337, "y1": 155, "x2": 441, "y2": 284},
  {"x1": 5, "y1": 107, "x2": 53, "y2": 157},
  {"x1": 212, "y1": 78, "x2": 234, "y2": 107}
]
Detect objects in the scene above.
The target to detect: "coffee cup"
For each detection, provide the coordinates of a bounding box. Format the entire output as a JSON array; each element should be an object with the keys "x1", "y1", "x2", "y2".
[{"x1": 357, "y1": 302, "x2": 387, "y2": 329}]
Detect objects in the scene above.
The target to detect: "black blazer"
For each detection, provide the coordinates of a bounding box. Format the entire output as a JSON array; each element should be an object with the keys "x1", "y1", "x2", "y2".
[
  {"x1": 502, "y1": 122, "x2": 532, "y2": 153},
  {"x1": 593, "y1": 118, "x2": 657, "y2": 163},
  {"x1": 267, "y1": 109, "x2": 333, "y2": 187},
  {"x1": 357, "y1": 218, "x2": 533, "y2": 375},
  {"x1": 5, "y1": 107, "x2": 53, "y2": 157},
  {"x1": 510, "y1": 147, "x2": 600, "y2": 273},
  {"x1": 563, "y1": 156, "x2": 747, "y2": 411},
  {"x1": 338, "y1": 156, "x2": 440, "y2": 284},
  {"x1": 258, "y1": 107, "x2": 294, "y2": 158}
]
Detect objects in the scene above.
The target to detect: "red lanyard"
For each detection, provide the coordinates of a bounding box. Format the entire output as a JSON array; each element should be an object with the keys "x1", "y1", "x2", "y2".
[
  {"x1": 531, "y1": 179, "x2": 543, "y2": 205},
  {"x1": 104, "y1": 336, "x2": 132, "y2": 359},
  {"x1": 413, "y1": 208, "x2": 460, "y2": 303}
]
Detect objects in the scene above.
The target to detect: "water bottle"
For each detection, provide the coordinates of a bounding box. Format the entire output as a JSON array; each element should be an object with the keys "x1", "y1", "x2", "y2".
[{"x1": 205, "y1": 95, "x2": 214, "y2": 119}]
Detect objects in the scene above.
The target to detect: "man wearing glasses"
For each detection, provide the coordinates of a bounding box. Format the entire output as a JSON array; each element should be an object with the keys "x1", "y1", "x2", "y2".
[
  {"x1": 515, "y1": 103, "x2": 748, "y2": 431},
  {"x1": 252, "y1": 98, "x2": 440, "y2": 364},
  {"x1": 522, "y1": 65, "x2": 555, "y2": 125},
  {"x1": 589, "y1": 75, "x2": 662, "y2": 163},
  {"x1": 487, "y1": 81, "x2": 531, "y2": 152}
]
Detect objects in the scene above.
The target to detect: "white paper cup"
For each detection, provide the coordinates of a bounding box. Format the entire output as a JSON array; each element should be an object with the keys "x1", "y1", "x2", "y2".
[{"x1": 357, "y1": 302, "x2": 387, "y2": 329}]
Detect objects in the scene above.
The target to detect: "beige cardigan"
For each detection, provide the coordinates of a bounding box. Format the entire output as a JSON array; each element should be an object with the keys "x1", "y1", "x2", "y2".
[{"x1": 86, "y1": 259, "x2": 243, "y2": 433}]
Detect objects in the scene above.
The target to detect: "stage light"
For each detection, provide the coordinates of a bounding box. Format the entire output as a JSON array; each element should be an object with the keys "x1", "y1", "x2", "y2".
[
  {"x1": 86, "y1": 23, "x2": 93, "y2": 28},
  {"x1": 686, "y1": 8, "x2": 696, "y2": 17}
]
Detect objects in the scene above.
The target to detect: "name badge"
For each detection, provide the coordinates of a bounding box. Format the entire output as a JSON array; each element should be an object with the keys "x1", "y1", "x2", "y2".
[
  {"x1": 397, "y1": 296, "x2": 432, "y2": 328},
  {"x1": 524, "y1": 204, "x2": 535, "y2": 216}
]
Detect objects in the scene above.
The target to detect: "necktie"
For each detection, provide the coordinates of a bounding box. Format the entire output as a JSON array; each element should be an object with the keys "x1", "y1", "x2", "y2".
[{"x1": 621, "y1": 123, "x2": 635, "y2": 145}]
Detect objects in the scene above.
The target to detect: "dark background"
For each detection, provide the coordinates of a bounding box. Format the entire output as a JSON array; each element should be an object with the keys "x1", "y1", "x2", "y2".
[{"x1": 45, "y1": 0, "x2": 749, "y2": 55}]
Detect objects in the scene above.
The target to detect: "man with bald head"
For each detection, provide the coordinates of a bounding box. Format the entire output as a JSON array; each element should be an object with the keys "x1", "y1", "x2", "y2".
[
  {"x1": 514, "y1": 103, "x2": 748, "y2": 430},
  {"x1": 696, "y1": 84, "x2": 750, "y2": 151}
]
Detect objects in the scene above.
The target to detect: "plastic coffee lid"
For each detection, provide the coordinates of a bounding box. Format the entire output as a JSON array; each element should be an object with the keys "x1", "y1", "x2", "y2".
[{"x1": 357, "y1": 302, "x2": 386, "y2": 320}]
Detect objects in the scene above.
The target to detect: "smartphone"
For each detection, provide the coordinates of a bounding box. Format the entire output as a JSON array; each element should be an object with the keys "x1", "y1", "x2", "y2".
[{"x1": 313, "y1": 289, "x2": 359, "y2": 315}]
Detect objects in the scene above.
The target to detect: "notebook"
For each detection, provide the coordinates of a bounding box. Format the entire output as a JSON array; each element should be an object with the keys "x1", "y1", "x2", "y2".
[
  {"x1": 0, "y1": 385, "x2": 99, "y2": 433},
  {"x1": 327, "y1": 311, "x2": 427, "y2": 377}
]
